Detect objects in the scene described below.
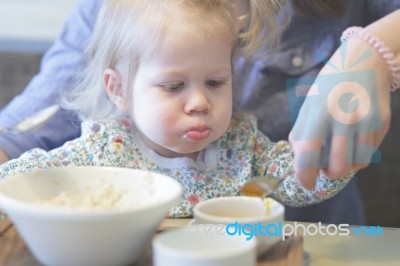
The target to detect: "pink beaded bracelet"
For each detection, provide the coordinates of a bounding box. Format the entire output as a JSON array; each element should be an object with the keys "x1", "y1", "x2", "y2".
[{"x1": 341, "y1": 26, "x2": 400, "y2": 92}]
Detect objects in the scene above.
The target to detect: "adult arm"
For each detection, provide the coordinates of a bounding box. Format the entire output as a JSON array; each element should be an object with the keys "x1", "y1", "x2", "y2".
[
  {"x1": 0, "y1": 0, "x2": 102, "y2": 162},
  {"x1": 290, "y1": 10, "x2": 400, "y2": 189}
]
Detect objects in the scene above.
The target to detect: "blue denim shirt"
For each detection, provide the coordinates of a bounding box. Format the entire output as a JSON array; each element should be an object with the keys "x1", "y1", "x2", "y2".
[
  {"x1": 0, "y1": 0, "x2": 399, "y2": 224},
  {"x1": 0, "y1": 0, "x2": 103, "y2": 159}
]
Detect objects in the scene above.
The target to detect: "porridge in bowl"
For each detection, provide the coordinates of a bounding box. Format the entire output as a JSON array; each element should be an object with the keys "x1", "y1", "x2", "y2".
[{"x1": 36, "y1": 182, "x2": 127, "y2": 210}]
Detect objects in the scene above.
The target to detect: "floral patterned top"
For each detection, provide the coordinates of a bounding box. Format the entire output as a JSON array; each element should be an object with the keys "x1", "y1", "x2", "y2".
[{"x1": 0, "y1": 113, "x2": 353, "y2": 218}]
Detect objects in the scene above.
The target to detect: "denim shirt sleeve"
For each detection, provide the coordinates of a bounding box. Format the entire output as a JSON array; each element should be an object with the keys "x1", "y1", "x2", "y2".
[{"x1": 0, "y1": 0, "x2": 103, "y2": 159}]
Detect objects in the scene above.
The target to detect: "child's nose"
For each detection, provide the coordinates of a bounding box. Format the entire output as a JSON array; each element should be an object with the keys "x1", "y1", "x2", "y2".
[{"x1": 184, "y1": 88, "x2": 211, "y2": 114}]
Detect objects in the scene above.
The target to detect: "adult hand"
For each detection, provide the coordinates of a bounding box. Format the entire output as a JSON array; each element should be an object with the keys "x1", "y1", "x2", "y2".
[{"x1": 289, "y1": 37, "x2": 392, "y2": 189}]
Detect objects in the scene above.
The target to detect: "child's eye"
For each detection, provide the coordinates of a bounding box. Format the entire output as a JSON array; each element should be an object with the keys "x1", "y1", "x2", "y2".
[
  {"x1": 160, "y1": 82, "x2": 184, "y2": 91},
  {"x1": 205, "y1": 79, "x2": 225, "y2": 88}
]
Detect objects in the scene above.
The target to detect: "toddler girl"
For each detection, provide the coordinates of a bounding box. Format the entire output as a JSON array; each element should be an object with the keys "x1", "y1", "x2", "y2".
[{"x1": 0, "y1": 0, "x2": 353, "y2": 217}]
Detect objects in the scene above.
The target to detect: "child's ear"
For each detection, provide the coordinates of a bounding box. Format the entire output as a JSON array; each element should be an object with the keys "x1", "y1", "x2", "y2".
[{"x1": 103, "y1": 68, "x2": 128, "y2": 112}]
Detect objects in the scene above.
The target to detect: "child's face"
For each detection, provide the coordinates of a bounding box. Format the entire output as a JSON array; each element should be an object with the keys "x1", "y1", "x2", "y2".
[{"x1": 130, "y1": 28, "x2": 233, "y2": 159}]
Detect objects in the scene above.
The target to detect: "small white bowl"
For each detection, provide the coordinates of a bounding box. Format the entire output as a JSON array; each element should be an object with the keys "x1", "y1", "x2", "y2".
[
  {"x1": 193, "y1": 196, "x2": 285, "y2": 254},
  {"x1": 153, "y1": 224, "x2": 257, "y2": 266},
  {"x1": 0, "y1": 166, "x2": 182, "y2": 266}
]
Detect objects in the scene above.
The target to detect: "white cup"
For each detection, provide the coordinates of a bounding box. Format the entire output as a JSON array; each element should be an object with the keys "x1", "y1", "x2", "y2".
[
  {"x1": 152, "y1": 224, "x2": 257, "y2": 266},
  {"x1": 193, "y1": 196, "x2": 285, "y2": 254}
]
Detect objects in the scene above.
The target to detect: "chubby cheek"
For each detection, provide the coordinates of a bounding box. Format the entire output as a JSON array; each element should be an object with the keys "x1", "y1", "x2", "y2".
[
  {"x1": 133, "y1": 104, "x2": 179, "y2": 142},
  {"x1": 154, "y1": 111, "x2": 179, "y2": 135}
]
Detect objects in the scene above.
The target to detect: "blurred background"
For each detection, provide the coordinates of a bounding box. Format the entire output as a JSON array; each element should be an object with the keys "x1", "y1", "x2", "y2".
[
  {"x1": 0, "y1": 0, "x2": 78, "y2": 106},
  {"x1": 0, "y1": 0, "x2": 399, "y2": 227}
]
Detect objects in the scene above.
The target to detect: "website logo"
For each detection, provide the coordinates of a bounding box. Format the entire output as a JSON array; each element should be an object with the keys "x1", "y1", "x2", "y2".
[
  {"x1": 188, "y1": 220, "x2": 384, "y2": 241},
  {"x1": 225, "y1": 221, "x2": 383, "y2": 241},
  {"x1": 286, "y1": 42, "x2": 382, "y2": 168}
]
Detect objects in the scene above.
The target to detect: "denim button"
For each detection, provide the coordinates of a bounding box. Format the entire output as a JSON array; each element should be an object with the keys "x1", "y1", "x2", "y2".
[{"x1": 291, "y1": 55, "x2": 303, "y2": 67}]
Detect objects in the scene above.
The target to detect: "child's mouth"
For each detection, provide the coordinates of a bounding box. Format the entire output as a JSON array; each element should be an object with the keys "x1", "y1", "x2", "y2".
[{"x1": 185, "y1": 126, "x2": 211, "y2": 141}]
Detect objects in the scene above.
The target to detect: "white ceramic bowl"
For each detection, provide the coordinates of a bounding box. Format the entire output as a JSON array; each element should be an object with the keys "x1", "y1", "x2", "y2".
[
  {"x1": 0, "y1": 166, "x2": 182, "y2": 266},
  {"x1": 153, "y1": 224, "x2": 257, "y2": 266},
  {"x1": 193, "y1": 196, "x2": 285, "y2": 254}
]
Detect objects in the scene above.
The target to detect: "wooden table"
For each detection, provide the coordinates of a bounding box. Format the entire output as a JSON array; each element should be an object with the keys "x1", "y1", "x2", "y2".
[
  {"x1": 2, "y1": 213, "x2": 400, "y2": 266},
  {"x1": 0, "y1": 216, "x2": 303, "y2": 266}
]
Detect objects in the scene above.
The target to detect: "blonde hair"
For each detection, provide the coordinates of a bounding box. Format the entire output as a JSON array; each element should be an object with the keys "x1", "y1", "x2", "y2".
[
  {"x1": 63, "y1": 0, "x2": 285, "y2": 120},
  {"x1": 238, "y1": 0, "x2": 286, "y2": 54}
]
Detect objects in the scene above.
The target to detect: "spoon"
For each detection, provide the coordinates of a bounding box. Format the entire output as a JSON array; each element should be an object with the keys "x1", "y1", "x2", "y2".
[
  {"x1": 240, "y1": 174, "x2": 284, "y2": 198},
  {"x1": 0, "y1": 105, "x2": 60, "y2": 133}
]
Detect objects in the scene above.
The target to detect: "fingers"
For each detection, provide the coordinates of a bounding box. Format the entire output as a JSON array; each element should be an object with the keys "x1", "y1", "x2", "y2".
[
  {"x1": 322, "y1": 135, "x2": 351, "y2": 178},
  {"x1": 323, "y1": 131, "x2": 380, "y2": 178},
  {"x1": 353, "y1": 132, "x2": 375, "y2": 167},
  {"x1": 292, "y1": 131, "x2": 381, "y2": 190},
  {"x1": 289, "y1": 132, "x2": 320, "y2": 190}
]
